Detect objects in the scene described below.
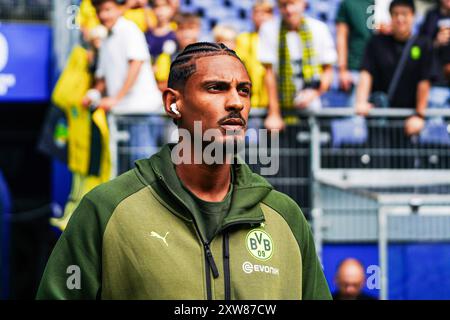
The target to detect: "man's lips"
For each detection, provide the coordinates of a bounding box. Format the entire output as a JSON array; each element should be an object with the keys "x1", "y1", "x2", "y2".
[
  {"x1": 219, "y1": 119, "x2": 246, "y2": 133},
  {"x1": 220, "y1": 118, "x2": 245, "y2": 126}
]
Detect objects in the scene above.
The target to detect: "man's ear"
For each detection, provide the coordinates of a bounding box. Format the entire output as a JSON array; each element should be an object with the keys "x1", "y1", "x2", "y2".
[{"x1": 162, "y1": 88, "x2": 182, "y2": 121}]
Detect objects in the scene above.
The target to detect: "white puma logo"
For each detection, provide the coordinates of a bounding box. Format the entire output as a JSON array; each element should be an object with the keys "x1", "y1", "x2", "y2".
[{"x1": 150, "y1": 231, "x2": 169, "y2": 247}]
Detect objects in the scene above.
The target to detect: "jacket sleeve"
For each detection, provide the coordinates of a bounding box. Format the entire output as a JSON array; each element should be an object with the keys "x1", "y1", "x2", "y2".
[
  {"x1": 36, "y1": 197, "x2": 103, "y2": 300},
  {"x1": 264, "y1": 191, "x2": 332, "y2": 300}
]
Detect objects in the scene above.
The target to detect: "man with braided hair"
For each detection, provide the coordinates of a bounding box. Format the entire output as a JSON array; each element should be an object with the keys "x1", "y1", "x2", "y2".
[{"x1": 37, "y1": 42, "x2": 331, "y2": 300}]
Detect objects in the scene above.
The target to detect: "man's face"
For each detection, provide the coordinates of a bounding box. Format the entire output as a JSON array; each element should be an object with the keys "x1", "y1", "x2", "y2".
[
  {"x1": 178, "y1": 55, "x2": 251, "y2": 147},
  {"x1": 126, "y1": 0, "x2": 139, "y2": 9},
  {"x1": 96, "y1": 1, "x2": 122, "y2": 30},
  {"x1": 176, "y1": 24, "x2": 201, "y2": 50},
  {"x1": 390, "y1": 5, "x2": 415, "y2": 36},
  {"x1": 278, "y1": 0, "x2": 306, "y2": 29},
  {"x1": 252, "y1": 7, "x2": 273, "y2": 30},
  {"x1": 445, "y1": 63, "x2": 450, "y2": 81},
  {"x1": 442, "y1": 0, "x2": 450, "y2": 11},
  {"x1": 154, "y1": 2, "x2": 174, "y2": 24},
  {"x1": 137, "y1": 0, "x2": 149, "y2": 7},
  {"x1": 168, "y1": 0, "x2": 180, "y2": 11},
  {"x1": 336, "y1": 265, "x2": 365, "y2": 299}
]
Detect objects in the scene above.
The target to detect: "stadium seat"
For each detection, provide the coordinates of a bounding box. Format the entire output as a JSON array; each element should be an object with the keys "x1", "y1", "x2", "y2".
[
  {"x1": 419, "y1": 118, "x2": 450, "y2": 146},
  {"x1": 330, "y1": 116, "x2": 368, "y2": 148},
  {"x1": 186, "y1": 0, "x2": 344, "y2": 42},
  {"x1": 321, "y1": 90, "x2": 353, "y2": 108}
]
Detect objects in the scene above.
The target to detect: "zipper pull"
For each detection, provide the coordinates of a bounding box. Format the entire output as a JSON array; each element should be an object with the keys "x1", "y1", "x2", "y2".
[
  {"x1": 204, "y1": 243, "x2": 219, "y2": 279},
  {"x1": 223, "y1": 232, "x2": 230, "y2": 259}
]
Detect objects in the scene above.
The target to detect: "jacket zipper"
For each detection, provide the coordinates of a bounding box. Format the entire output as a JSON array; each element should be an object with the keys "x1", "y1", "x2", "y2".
[
  {"x1": 221, "y1": 219, "x2": 264, "y2": 231},
  {"x1": 220, "y1": 220, "x2": 264, "y2": 301},
  {"x1": 222, "y1": 231, "x2": 231, "y2": 300},
  {"x1": 204, "y1": 241, "x2": 219, "y2": 300},
  {"x1": 157, "y1": 175, "x2": 265, "y2": 300},
  {"x1": 157, "y1": 175, "x2": 219, "y2": 300}
]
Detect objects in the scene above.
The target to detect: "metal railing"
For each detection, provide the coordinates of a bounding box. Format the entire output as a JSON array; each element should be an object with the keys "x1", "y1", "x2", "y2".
[{"x1": 307, "y1": 108, "x2": 450, "y2": 300}]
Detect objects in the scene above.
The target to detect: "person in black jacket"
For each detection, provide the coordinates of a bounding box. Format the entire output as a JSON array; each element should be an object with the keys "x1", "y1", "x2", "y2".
[
  {"x1": 419, "y1": 0, "x2": 450, "y2": 107},
  {"x1": 355, "y1": 0, "x2": 433, "y2": 136}
]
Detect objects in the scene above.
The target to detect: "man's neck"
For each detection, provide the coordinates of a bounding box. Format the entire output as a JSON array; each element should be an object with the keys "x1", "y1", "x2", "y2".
[
  {"x1": 155, "y1": 22, "x2": 171, "y2": 34},
  {"x1": 285, "y1": 17, "x2": 303, "y2": 31},
  {"x1": 107, "y1": 16, "x2": 121, "y2": 32},
  {"x1": 176, "y1": 160, "x2": 232, "y2": 203}
]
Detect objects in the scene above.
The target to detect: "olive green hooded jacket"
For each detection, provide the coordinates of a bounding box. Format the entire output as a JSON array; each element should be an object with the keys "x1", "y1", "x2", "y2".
[{"x1": 37, "y1": 144, "x2": 331, "y2": 300}]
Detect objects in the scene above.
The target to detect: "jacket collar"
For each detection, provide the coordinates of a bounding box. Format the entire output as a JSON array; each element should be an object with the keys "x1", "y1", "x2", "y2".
[
  {"x1": 135, "y1": 144, "x2": 273, "y2": 231},
  {"x1": 109, "y1": 17, "x2": 126, "y2": 36}
]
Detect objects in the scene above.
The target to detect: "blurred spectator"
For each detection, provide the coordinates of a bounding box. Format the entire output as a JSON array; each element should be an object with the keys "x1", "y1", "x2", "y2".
[
  {"x1": 419, "y1": 0, "x2": 450, "y2": 108},
  {"x1": 212, "y1": 24, "x2": 238, "y2": 50},
  {"x1": 168, "y1": 0, "x2": 180, "y2": 13},
  {"x1": 145, "y1": 0, "x2": 177, "y2": 62},
  {"x1": 333, "y1": 258, "x2": 377, "y2": 300},
  {"x1": 235, "y1": 0, "x2": 274, "y2": 109},
  {"x1": 84, "y1": 0, "x2": 163, "y2": 166},
  {"x1": 174, "y1": 13, "x2": 202, "y2": 50},
  {"x1": 258, "y1": 0, "x2": 337, "y2": 131},
  {"x1": 50, "y1": 41, "x2": 111, "y2": 231},
  {"x1": 154, "y1": 12, "x2": 202, "y2": 90},
  {"x1": 336, "y1": 0, "x2": 375, "y2": 94},
  {"x1": 123, "y1": 0, "x2": 157, "y2": 32},
  {"x1": 445, "y1": 49, "x2": 450, "y2": 82},
  {"x1": 356, "y1": 0, "x2": 432, "y2": 136},
  {"x1": 77, "y1": 0, "x2": 157, "y2": 42},
  {"x1": 84, "y1": 0, "x2": 161, "y2": 113},
  {"x1": 78, "y1": 0, "x2": 104, "y2": 40}
]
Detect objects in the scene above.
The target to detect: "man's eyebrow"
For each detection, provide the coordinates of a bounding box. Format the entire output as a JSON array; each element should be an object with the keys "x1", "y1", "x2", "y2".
[
  {"x1": 201, "y1": 80, "x2": 230, "y2": 86},
  {"x1": 201, "y1": 80, "x2": 252, "y2": 87},
  {"x1": 238, "y1": 81, "x2": 252, "y2": 88}
]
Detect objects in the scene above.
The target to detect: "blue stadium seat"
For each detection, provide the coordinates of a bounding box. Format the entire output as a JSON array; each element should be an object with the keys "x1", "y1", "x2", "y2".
[
  {"x1": 419, "y1": 118, "x2": 450, "y2": 146},
  {"x1": 187, "y1": 0, "x2": 342, "y2": 44},
  {"x1": 330, "y1": 116, "x2": 368, "y2": 148},
  {"x1": 321, "y1": 90, "x2": 353, "y2": 108},
  {"x1": 204, "y1": 6, "x2": 232, "y2": 20}
]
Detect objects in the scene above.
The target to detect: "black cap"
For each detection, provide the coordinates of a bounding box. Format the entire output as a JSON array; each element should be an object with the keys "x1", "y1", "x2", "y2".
[{"x1": 389, "y1": 0, "x2": 416, "y2": 13}]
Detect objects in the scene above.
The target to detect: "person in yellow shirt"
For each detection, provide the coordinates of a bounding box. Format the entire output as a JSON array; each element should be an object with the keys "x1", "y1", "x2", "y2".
[
  {"x1": 77, "y1": 0, "x2": 157, "y2": 41},
  {"x1": 124, "y1": 0, "x2": 157, "y2": 31},
  {"x1": 235, "y1": 0, "x2": 274, "y2": 110},
  {"x1": 145, "y1": 0, "x2": 177, "y2": 63},
  {"x1": 154, "y1": 13, "x2": 201, "y2": 91}
]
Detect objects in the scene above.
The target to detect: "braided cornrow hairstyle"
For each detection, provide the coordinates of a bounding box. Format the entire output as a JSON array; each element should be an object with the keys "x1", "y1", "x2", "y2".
[{"x1": 167, "y1": 42, "x2": 246, "y2": 90}]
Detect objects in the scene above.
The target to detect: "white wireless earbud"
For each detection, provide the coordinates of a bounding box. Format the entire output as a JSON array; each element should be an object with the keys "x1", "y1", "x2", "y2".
[{"x1": 170, "y1": 103, "x2": 180, "y2": 115}]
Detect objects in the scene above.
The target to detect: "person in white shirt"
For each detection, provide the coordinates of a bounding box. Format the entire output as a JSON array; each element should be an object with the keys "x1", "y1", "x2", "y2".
[
  {"x1": 83, "y1": 0, "x2": 164, "y2": 174},
  {"x1": 258, "y1": 0, "x2": 337, "y2": 131}
]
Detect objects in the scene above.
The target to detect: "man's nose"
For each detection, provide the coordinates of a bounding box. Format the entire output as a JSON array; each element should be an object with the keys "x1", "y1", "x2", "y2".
[
  {"x1": 225, "y1": 89, "x2": 244, "y2": 112},
  {"x1": 286, "y1": 4, "x2": 296, "y2": 14}
]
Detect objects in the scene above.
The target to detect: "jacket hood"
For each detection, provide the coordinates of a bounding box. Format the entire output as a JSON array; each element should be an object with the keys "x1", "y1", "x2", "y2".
[{"x1": 134, "y1": 144, "x2": 274, "y2": 236}]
